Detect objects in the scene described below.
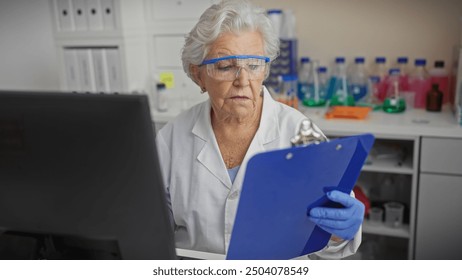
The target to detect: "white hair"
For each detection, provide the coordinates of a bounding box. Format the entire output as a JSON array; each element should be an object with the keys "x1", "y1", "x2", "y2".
[{"x1": 181, "y1": 0, "x2": 279, "y2": 81}]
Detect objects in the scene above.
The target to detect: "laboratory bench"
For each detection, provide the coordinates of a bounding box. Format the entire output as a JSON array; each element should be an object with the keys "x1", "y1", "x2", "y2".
[{"x1": 153, "y1": 103, "x2": 462, "y2": 260}]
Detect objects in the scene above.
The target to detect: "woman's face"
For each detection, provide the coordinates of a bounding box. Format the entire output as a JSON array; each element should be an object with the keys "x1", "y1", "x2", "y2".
[{"x1": 194, "y1": 31, "x2": 266, "y2": 120}]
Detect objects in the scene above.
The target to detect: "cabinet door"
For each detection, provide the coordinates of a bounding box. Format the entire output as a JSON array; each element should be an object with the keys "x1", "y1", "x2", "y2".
[
  {"x1": 421, "y1": 137, "x2": 462, "y2": 175},
  {"x1": 151, "y1": 0, "x2": 214, "y2": 20},
  {"x1": 415, "y1": 173, "x2": 462, "y2": 259}
]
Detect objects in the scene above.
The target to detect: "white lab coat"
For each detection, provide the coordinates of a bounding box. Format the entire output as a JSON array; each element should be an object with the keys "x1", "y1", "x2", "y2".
[{"x1": 156, "y1": 88, "x2": 361, "y2": 259}]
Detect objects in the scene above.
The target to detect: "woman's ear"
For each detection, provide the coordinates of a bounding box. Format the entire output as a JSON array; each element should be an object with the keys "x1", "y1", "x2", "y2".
[{"x1": 190, "y1": 65, "x2": 204, "y2": 88}]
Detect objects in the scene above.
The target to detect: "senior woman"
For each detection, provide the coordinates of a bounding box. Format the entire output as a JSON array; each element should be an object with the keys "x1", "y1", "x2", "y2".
[{"x1": 156, "y1": 0, "x2": 364, "y2": 259}]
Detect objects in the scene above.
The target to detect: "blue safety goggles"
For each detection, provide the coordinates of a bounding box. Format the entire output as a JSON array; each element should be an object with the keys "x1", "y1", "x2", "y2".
[{"x1": 200, "y1": 55, "x2": 270, "y2": 81}]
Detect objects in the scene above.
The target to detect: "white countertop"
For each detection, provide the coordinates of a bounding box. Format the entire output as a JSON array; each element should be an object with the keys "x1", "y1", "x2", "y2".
[
  {"x1": 152, "y1": 101, "x2": 462, "y2": 139},
  {"x1": 300, "y1": 105, "x2": 462, "y2": 139}
]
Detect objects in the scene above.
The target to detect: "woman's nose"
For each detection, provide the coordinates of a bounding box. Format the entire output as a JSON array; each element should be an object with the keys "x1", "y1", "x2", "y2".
[{"x1": 234, "y1": 66, "x2": 250, "y2": 85}]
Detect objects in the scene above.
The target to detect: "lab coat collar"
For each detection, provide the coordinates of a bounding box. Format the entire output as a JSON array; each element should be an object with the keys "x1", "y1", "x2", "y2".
[
  {"x1": 191, "y1": 87, "x2": 280, "y2": 190},
  {"x1": 192, "y1": 100, "x2": 232, "y2": 189},
  {"x1": 257, "y1": 87, "x2": 280, "y2": 145}
]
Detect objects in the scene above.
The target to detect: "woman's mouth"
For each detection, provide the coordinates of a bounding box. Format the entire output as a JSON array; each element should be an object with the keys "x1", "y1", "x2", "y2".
[{"x1": 230, "y1": 96, "x2": 249, "y2": 100}]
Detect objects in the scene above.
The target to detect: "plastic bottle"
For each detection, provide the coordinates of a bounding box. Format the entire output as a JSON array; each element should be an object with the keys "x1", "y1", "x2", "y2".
[
  {"x1": 156, "y1": 82, "x2": 168, "y2": 112},
  {"x1": 383, "y1": 68, "x2": 406, "y2": 113},
  {"x1": 429, "y1": 60, "x2": 449, "y2": 104},
  {"x1": 408, "y1": 59, "x2": 431, "y2": 109},
  {"x1": 327, "y1": 57, "x2": 347, "y2": 102},
  {"x1": 297, "y1": 57, "x2": 311, "y2": 101},
  {"x1": 302, "y1": 60, "x2": 326, "y2": 107},
  {"x1": 348, "y1": 57, "x2": 369, "y2": 102},
  {"x1": 367, "y1": 76, "x2": 382, "y2": 108},
  {"x1": 280, "y1": 74, "x2": 298, "y2": 109},
  {"x1": 426, "y1": 83, "x2": 443, "y2": 112},
  {"x1": 318, "y1": 66, "x2": 329, "y2": 101},
  {"x1": 267, "y1": 9, "x2": 283, "y2": 38},
  {"x1": 370, "y1": 57, "x2": 388, "y2": 101},
  {"x1": 395, "y1": 57, "x2": 410, "y2": 91},
  {"x1": 330, "y1": 57, "x2": 355, "y2": 106}
]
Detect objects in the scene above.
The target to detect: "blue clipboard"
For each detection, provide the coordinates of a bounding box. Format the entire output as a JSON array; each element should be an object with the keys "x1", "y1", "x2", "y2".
[{"x1": 226, "y1": 133, "x2": 375, "y2": 260}]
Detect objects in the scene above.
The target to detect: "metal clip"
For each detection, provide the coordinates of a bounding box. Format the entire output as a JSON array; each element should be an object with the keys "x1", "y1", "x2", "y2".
[{"x1": 290, "y1": 118, "x2": 328, "y2": 147}]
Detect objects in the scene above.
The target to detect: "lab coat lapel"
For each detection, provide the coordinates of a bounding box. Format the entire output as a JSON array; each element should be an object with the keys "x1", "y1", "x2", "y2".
[
  {"x1": 192, "y1": 101, "x2": 233, "y2": 189},
  {"x1": 232, "y1": 88, "x2": 280, "y2": 190}
]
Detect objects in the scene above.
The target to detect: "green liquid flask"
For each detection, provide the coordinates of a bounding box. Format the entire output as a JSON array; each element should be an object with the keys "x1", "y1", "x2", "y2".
[
  {"x1": 330, "y1": 88, "x2": 355, "y2": 106},
  {"x1": 383, "y1": 97, "x2": 406, "y2": 113},
  {"x1": 383, "y1": 68, "x2": 406, "y2": 113}
]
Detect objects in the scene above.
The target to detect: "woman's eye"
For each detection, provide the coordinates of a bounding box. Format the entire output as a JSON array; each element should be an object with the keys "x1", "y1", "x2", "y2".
[
  {"x1": 217, "y1": 65, "x2": 233, "y2": 71},
  {"x1": 248, "y1": 65, "x2": 260, "y2": 71}
]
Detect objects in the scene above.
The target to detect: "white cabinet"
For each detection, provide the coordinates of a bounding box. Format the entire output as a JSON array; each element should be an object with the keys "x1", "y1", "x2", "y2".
[
  {"x1": 415, "y1": 137, "x2": 462, "y2": 259},
  {"x1": 145, "y1": 0, "x2": 211, "y2": 113},
  {"x1": 51, "y1": 0, "x2": 210, "y2": 109},
  {"x1": 420, "y1": 137, "x2": 462, "y2": 175},
  {"x1": 416, "y1": 173, "x2": 462, "y2": 259},
  {"x1": 149, "y1": 0, "x2": 215, "y2": 21},
  {"x1": 50, "y1": 0, "x2": 150, "y2": 94}
]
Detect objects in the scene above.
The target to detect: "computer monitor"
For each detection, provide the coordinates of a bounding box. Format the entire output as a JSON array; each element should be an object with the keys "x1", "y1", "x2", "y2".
[{"x1": 0, "y1": 91, "x2": 176, "y2": 260}]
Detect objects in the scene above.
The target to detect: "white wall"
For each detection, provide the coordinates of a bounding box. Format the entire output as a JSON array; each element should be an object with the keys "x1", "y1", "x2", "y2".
[
  {"x1": 252, "y1": 0, "x2": 462, "y2": 70},
  {"x1": 0, "y1": 0, "x2": 58, "y2": 90},
  {"x1": 0, "y1": 0, "x2": 461, "y2": 91}
]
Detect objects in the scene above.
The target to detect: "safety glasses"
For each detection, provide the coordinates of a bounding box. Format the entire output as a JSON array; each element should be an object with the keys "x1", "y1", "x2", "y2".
[{"x1": 200, "y1": 55, "x2": 270, "y2": 81}]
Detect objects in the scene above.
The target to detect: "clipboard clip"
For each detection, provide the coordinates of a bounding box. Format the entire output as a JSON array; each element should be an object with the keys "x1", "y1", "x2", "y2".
[{"x1": 290, "y1": 118, "x2": 328, "y2": 147}]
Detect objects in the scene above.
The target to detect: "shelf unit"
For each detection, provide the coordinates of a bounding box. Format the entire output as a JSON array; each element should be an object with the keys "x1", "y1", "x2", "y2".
[
  {"x1": 143, "y1": 0, "x2": 213, "y2": 112},
  {"x1": 362, "y1": 221, "x2": 410, "y2": 239},
  {"x1": 326, "y1": 133, "x2": 418, "y2": 260},
  {"x1": 50, "y1": 0, "x2": 150, "y2": 94}
]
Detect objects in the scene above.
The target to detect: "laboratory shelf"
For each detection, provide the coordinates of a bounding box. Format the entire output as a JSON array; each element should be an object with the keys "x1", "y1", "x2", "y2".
[
  {"x1": 361, "y1": 156, "x2": 414, "y2": 175},
  {"x1": 362, "y1": 220, "x2": 410, "y2": 239}
]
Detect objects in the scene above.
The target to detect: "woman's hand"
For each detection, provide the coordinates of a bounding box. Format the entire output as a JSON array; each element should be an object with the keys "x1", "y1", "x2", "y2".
[{"x1": 308, "y1": 190, "x2": 364, "y2": 241}]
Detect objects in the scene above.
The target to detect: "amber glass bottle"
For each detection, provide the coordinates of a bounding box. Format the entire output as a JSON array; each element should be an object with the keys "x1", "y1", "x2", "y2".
[{"x1": 426, "y1": 84, "x2": 443, "y2": 112}]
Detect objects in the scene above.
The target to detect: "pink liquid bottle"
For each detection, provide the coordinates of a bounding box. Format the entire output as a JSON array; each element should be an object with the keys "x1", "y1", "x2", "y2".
[
  {"x1": 408, "y1": 58, "x2": 431, "y2": 109},
  {"x1": 396, "y1": 57, "x2": 410, "y2": 91},
  {"x1": 429, "y1": 60, "x2": 449, "y2": 104},
  {"x1": 371, "y1": 57, "x2": 388, "y2": 101}
]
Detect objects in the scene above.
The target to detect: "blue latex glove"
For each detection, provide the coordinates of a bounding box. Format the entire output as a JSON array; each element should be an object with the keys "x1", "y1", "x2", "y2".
[{"x1": 308, "y1": 190, "x2": 365, "y2": 240}]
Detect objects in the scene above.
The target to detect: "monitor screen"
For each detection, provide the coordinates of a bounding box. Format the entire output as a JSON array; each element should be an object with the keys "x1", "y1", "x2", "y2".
[{"x1": 0, "y1": 91, "x2": 176, "y2": 260}]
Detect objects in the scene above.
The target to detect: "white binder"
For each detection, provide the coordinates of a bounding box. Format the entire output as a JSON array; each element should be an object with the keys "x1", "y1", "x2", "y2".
[
  {"x1": 100, "y1": 0, "x2": 116, "y2": 30},
  {"x1": 76, "y1": 48, "x2": 96, "y2": 92},
  {"x1": 92, "y1": 48, "x2": 109, "y2": 93},
  {"x1": 55, "y1": 0, "x2": 74, "y2": 31},
  {"x1": 62, "y1": 48, "x2": 81, "y2": 91},
  {"x1": 86, "y1": 0, "x2": 103, "y2": 30},
  {"x1": 72, "y1": 0, "x2": 88, "y2": 30},
  {"x1": 105, "y1": 48, "x2": 123, "y2": 93}
]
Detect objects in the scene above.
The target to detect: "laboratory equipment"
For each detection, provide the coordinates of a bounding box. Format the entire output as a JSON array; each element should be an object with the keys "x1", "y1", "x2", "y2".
[
  {"x1": 0, "y1": 91, "x2": 176, "y2": 259},
  {"x1": 395, "y1": 57, "x2": 410, "y2": 91},
  {"x1": 156, "y1": 82, "x2": 168, "y2": 112},
  {"x1": 384, "y1": 202, "x2": 404, "y2": 227},
  {"x1": 426, "y1": 83, "x2": 443, "y2": 112},
  {"x1": 348, "y1": 57, "x2": 369, "y2": 102},
  {"x1": 297, "y1": 57, "x2": 312, "y2": 101},
  {"x1": 279, "y1": 74, "x2": 298, "y2": 109},
  {"x1": 429, "y1": 60, "x2": 449, "y2": 104},
  {"x1": 302, "y1": 60, "x2": 326, "y2": 107},
  {"x1": 409, "y1": 58, "x2": 431, "y2": 109},
  {"x1": 330, "y1": 57, "x2": 355, "y2": 106},
  {"x1": 368, "y1": 207, "x2": 384, "y2": 224},
  {"x1": 370, "y1": 57, "x2": 388, "y2": 101},
  {"x1": 383, "y1": 68, "x2": 406, "y2": 113}
]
